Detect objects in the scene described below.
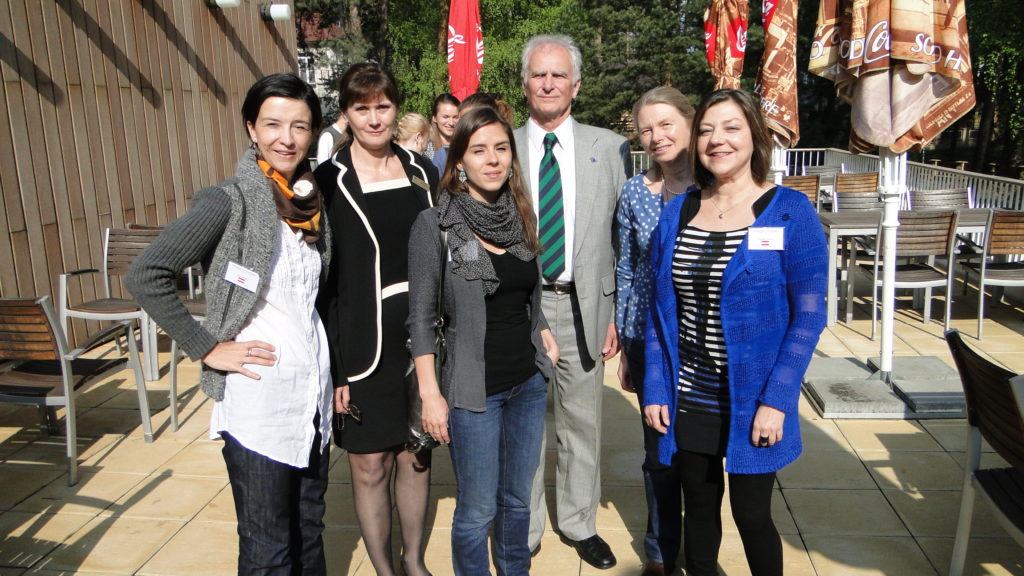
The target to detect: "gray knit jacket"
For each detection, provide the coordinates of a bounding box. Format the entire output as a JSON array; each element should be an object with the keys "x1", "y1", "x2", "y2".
[{"x1": 126, "y1": 150, "x2": 331, "y2": 401}]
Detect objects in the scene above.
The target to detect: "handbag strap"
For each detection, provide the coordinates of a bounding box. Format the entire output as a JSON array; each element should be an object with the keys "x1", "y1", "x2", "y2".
[{"x1": 436, "y1": 230, "x2": 448, "y2": 327}]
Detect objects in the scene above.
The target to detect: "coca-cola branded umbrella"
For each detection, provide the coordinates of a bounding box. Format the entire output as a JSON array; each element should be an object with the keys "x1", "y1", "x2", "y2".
[
  {"x1": 809, "y1": 0, "x2": 975, "y2": 382},
  {"x1": 447, "y1": 0, "x2": 484, "y2": 100},
  {"x1": 755, "y1": 0, "x2": 800, "y2": 148},
  {"x1": 704, "y1": 0, "x2": 749, "y2": 90},
  {"x1": 754, "y1": 0, "x2": 800, "y2": 180}
]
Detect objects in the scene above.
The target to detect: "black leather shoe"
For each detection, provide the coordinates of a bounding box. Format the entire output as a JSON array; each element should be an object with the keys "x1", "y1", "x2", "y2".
[{"x1": 563, "y1": 534, "x2": 616, "y2": 569}]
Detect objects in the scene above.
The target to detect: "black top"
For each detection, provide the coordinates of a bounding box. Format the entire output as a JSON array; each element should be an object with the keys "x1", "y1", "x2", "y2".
[
  {"x1": 313, "y1": 143, "x2": 437, "y2": 384},
  {"x1": 484, "y1": 249, "x2": 538, "y2": 396}
]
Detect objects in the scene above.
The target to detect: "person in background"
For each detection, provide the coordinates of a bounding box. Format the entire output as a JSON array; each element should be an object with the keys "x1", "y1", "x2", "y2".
[
  {"x1": 395, "y1": 112, "x2": 431, "y2": 155},
  {"x1": 426, "y1": 93, "x2": 460, "y2": 172},
  {"x1": 408, "y1": 106, "x2": 559, "y2": 576},
  {"x1": 515, "y1": 34, "x2": 631, "y2": 570},
  {"x1": 643, "y1": 89, "x2": 827, "y2": 576},
  {"x1": 458, "y1": 92, "x2": 516, "y2": 127},
  {"x1": 314, "y1": 63, "x2": 438, "y2": 576},
  {"x1": 315, "y1": 114, "x2": 348, "y2": 167},
  {"x1": 615, "y1": 86, "x2": 696, "y2": 576},
  {"x1": 127, "y1": 73, "x2": 332, "y2": 575}
]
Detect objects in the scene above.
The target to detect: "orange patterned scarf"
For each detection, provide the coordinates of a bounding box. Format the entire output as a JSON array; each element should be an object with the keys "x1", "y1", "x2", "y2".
[{"x1": 258, "y1": 159, "x2": 321, "y2": 244}]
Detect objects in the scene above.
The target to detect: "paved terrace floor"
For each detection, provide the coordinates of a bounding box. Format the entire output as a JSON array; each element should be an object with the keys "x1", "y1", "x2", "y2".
[{"x1": 1, "y1": 287, "x2": 1023, "y2": 575}]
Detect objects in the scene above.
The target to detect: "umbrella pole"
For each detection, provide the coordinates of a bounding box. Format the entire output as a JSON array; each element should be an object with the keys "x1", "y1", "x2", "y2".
[
  {"x1": 771, "y1": 142, "x2": 788, "y2": 184},
  {"x1": 878, "y1": 148, "x2": 906, "y2": 386}
]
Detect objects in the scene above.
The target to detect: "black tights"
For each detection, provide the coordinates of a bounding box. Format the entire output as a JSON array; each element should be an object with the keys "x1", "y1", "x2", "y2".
[{"x1": 677, "y1": 450, "x2": 781, "y2": 576}]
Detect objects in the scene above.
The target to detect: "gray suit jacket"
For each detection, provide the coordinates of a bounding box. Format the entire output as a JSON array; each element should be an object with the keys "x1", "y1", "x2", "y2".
[{"x1": 515, "y1": 118, "x2": 631, "y2": 361}]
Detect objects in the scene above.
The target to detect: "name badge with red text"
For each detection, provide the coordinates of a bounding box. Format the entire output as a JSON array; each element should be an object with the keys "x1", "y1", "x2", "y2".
[
  {"x1": 748, "y1": 227, "x2": 784, "y2": 250},
  {"x1": 224, "y1": 261, "x2": 259, "y2": 293}
]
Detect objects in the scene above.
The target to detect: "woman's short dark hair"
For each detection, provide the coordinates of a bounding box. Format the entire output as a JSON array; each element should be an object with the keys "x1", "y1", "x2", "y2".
[
  {"x1": 242, "y1": 73, "x2": 322, "y2": 134},
  {"x1": 337, "y1": 63, "x2": 401, "y2": 112},
  {"x1": 690, "y1": 89, "x2": 772, "y2": 189},
  {"x1": 432, "y1": 93, "x2": 461, "y2": 116}
]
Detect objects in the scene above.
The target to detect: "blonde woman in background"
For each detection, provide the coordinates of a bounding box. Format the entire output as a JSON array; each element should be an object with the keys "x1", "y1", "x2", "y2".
[{"x1": 395, "y1": 113, "x2": 431, "y2": 155}]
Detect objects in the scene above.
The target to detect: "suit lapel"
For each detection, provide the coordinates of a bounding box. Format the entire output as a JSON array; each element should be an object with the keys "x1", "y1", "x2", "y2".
[{"x1": 572, "y1": 120, "x2": 596, "y2": 259}]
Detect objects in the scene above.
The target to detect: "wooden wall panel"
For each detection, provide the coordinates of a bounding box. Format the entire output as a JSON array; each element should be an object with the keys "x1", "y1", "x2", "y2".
[{"x1": 1, "y1": 0, "x2": 298, "y2": 343}]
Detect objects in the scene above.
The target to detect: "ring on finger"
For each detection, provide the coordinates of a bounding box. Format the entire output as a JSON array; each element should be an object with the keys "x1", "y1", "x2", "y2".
[{"x1": 247, "y1": 347, "x2": 253, "y2": 357}]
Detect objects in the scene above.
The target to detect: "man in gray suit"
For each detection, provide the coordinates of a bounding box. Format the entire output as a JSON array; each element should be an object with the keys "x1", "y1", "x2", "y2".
[{"x1": 515, "y1": 34, "x2": 631, "y2": 570}]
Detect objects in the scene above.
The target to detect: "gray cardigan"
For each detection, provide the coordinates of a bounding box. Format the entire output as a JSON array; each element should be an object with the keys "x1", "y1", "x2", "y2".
[
  {"x1": 406, "y1": 207, "x2": 553, "y2": 412},
  {"x1": 127, "y1": 150, "x2": 331, "y2": 401}
]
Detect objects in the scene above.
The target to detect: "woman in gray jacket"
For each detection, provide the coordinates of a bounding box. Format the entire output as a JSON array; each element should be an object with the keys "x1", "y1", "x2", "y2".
[
  {"x1": 128, "y1": 74, "x2": 332, "y2": 575},
  {"x1": 407, "y1": 106, "x2": 558, "y2": 575}
]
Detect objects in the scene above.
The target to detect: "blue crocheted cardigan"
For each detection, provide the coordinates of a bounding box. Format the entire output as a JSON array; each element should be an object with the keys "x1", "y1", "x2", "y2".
[{"x1": 643, "y1": 186, "x2": 827, "y2": 474}]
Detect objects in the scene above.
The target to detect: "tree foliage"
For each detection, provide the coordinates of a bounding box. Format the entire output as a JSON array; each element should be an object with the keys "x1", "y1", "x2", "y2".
[{"x1": 296, "y1": 1, "x2": 1019, "y2": 171}]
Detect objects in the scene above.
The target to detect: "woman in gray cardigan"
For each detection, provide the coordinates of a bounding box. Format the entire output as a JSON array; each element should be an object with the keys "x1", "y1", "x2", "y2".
[
  {"x1": 407, "y1": 106, "x2": 559, "y2": 575},
  {"x1": 127, "y1": 74, "x2": 333, "y2": 575}
]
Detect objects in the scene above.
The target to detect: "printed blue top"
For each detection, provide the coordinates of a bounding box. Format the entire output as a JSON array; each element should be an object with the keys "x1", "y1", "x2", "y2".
[{"x1": 615, "y1": 173, "x2": 692, "y2": 342}]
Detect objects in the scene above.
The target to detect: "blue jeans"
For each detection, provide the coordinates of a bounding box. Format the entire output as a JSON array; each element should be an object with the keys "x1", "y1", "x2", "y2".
[
  {"x1": 222, "y1": 427, "x2": 329, "y2": 576},
  {"x1": 448, "y1": 371, "x2": 547, "y2": 576},
  {"x1": 624, "y1": 337, "x2": 682, "y2": 570}
]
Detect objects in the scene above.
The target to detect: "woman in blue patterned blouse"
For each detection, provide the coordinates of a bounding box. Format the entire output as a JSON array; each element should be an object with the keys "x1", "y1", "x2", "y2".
[
  {"x1": 615, "y1": 86, "x2": 696, "y2": 576},
  {"x1": 643, "y1": 89, "x2": 827, "y2": 576}
]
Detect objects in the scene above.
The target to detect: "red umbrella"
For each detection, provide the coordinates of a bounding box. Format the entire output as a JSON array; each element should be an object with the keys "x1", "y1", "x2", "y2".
[
  {"x1": 755, "y1": 0, "x2": 800, "y2": 147},
  {"x1": 809, "y1": 0, "x2": 975, "y2": 153},
  {"x1": 705, "y1": 0, "x2": 749, "y2": 90},
  {"x1": 447, "y1": 0, "x2": 484, "y2": 100}
]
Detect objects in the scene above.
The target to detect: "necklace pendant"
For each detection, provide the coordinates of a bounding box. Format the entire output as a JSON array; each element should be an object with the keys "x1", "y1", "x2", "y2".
[{"x1": 718, "y1": 213, "x2": 725, "y2": 219}]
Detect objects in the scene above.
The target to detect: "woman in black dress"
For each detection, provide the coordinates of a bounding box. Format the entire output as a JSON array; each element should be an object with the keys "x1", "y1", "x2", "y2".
[{"x1": 314, "y1": 63, "x2": 438, "y2": 576}]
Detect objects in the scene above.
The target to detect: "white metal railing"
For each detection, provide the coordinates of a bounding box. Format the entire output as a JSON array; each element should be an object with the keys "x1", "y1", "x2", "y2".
[
  {"x1": 788, "y1": 148, "x2": 1024, "y2": 211},
  {"x1": 630, "y1": 147, "x2": 1024, "y2": 211}
]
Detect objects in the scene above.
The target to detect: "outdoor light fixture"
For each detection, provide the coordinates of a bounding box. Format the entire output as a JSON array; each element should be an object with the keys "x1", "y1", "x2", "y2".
[
  {"x1": 260, "y1": 2, "x2": 292, "y2": 21},
  {"x1": 205, "y1": 0, "x2": 241, "y2": 7}
]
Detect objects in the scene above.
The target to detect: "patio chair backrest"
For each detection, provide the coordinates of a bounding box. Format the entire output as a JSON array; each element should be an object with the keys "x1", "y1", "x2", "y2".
[
  {"x1": 909, "y1": 187, "x2": 973, "y2": 210},
  {"x1": 803, "y1": 163, "x2": 846, "y2": 176},
  {"x1": 0, "y1": 297, "x2": 66, "y2": 362},
  {"x1": 835, "y1": 172, "x2": 879, "y2": 195},
  {"x1": 945, "y1": 330, "x2": 1024, "y2": 470},
  {"x1": 782, "y1": 174, "x2": 819, "y2": 205},
  {"x1": 985, "y1": 210, "x2": 1024, "y2": 257},
  {"x1": 101, "y1": 228, "x2": 161, "y2": 296},
  {"x1": 888, "y1": 210, "x2": 958, "y2": 259}
]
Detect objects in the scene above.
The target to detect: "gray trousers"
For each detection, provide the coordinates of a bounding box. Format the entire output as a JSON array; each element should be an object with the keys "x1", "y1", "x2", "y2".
[{"x1": 528, "y1": 290, "x2": 605, "y2": 547}]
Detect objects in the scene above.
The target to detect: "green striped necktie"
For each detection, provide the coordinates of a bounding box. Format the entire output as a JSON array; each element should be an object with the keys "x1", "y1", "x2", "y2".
[{"x1": 538, "y1": 133, "x2": 566, "y2": 281}]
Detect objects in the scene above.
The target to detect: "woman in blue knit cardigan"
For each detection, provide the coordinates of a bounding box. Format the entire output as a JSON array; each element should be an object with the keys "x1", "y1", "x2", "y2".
[{"x1": 642, "y1": 89, "x2": 827, "y2": 576}]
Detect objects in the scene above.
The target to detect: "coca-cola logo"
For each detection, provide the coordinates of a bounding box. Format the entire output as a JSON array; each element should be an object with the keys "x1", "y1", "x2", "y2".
[
  {"x1": 838, "y1": 19, "x2": 889, "y2": 63},
  {"x1": 762, "y1": 0, "x2": 777, "y2": 29}
]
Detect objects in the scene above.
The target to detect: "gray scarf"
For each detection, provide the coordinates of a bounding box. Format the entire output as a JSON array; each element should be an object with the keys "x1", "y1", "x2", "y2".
[{"x1": 437, "y1": 189, "x2": 535, "y2": 295}]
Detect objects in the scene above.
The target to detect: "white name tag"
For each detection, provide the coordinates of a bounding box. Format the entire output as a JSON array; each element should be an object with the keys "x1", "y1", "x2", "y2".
[
  {"x1": 748, "y1": 227, "x2": 784, "y2": 250},
  {"x1": 224, "y1": 261, "x2": 259, "y2": 293}
]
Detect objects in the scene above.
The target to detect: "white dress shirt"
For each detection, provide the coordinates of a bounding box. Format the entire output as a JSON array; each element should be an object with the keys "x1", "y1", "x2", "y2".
[
  {"x1": 210, "y1": 221, "x2": 333, "y2": 468},
  {"x1": 527, "y1": 117, "x2": 576, "y2": 283}
]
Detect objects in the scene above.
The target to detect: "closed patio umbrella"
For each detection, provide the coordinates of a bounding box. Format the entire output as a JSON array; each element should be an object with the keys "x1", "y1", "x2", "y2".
[
  {"x1": 704, "y1": 0, "x2": 749, "y2": 90},
  {"x1": 754, "y1": 0, "x2": 800, "y2": 180},
  {"x1": 809, "y1": 0, "x2": 976, "y2": 382}
]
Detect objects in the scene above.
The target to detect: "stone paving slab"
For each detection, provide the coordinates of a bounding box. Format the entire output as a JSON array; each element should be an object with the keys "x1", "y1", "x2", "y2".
[
  {"x1": 803, "y1": 379, "x2": 910, "y2": 419},
  {"x1": 864, "y1": 356, "x2": 966, "y2": 416}
]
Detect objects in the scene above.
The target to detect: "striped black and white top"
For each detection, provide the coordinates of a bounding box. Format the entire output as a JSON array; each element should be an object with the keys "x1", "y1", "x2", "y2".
[{"x1": 672, "y1": 225, "x2": 747, "y2": 418}]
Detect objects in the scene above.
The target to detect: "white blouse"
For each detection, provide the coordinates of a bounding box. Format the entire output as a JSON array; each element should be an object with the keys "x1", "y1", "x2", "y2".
[{"x1": 210, "y1": 221, "x2": 333, "y2": 468}]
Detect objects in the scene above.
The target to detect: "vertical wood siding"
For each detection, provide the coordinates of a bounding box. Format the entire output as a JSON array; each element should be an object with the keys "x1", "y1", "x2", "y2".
[{"x1": 0, "y1": 0, "x2": 297, "y2": 340}]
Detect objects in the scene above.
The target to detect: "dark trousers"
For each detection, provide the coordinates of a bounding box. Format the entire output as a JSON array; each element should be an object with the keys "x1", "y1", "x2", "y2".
[
  {"x1": 676, "y1": 450, "x2": 781, "y2": 576},
  {"x1": 222, "y1": 428, "x2": 330, "y2": 576},
  {"x1": 623, "y1": 338, "x2": 682, "y2": 569}
]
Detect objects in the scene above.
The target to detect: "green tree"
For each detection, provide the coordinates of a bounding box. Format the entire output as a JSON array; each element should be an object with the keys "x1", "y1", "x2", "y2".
[{"x1": 965, "y1": 0, "x2": 1024, "y2": 174}]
